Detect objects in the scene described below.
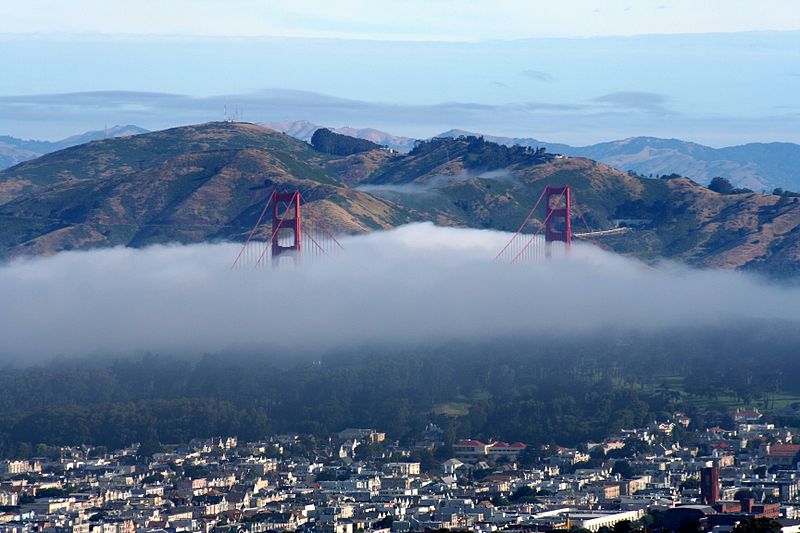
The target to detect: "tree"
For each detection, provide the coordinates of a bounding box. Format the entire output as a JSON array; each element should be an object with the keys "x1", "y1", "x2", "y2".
[
  {"x1": 731, "y1": 517, "x2": 782, "y2": 533},
  {"x1": 509, "y1": 485, "x2": 539, "y2": 503},
  {"x1": 678, "y1": 520, "x2": 704, "y2": 533},
  {"x1": 375, "y1": 515, "x2": 396, "y2": 529},
  {"x1": 612, "y1": 460, "x2": 634, "y2": 479},
  {"x1": 517, "y1": 445, "x2": 540, "y2": 468},
  {"x1": 310, "y1": 128, "x2": 381, "y2": 156},
  {"x1": 491, "y1": 494, "x2": 510, "y2": 506},
  {"x1": 709, "y1": 177, "x2": 734, "y2": 194},
  {"x1": 613, "y1": 520, "x2": 632, "y2": 533}
]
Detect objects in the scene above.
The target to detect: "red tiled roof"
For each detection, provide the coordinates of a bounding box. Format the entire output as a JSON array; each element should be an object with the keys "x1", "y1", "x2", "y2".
[
  {"x1": 457, "y1": 440, "x2": 486, "y2": 447},
  {"x1": 768, "y1": 444, "x2": 800, "y2": 457},
  {"x1": 509, "y1": 442, "x2": 527, "y2": 448}
]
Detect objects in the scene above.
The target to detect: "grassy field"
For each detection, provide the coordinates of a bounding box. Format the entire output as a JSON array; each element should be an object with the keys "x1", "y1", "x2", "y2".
[{"x1": 648, "y1": 374, "x2": 800, "y2": 415}]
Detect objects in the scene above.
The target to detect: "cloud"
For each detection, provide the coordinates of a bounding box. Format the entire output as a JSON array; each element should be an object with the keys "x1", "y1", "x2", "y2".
[
  {"x1": 591, "y1": 91, "x2": 669, "y2": 111},
  {"x1": 520, "y1": 70, "x2": 554, "y2": 83},
  {"x1": 0, "y1": 89, "x2": 798, "y2": 147},
  {"x1": 357, "y1": 169, "x2": 517, "y2": 197},
  {"x1": 1, "y1": 223, "x2": 799, "y2": 361}
]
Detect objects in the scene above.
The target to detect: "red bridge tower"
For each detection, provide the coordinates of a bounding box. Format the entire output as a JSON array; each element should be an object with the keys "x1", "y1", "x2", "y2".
[
  {"x1": 271, "y1": 191, "x2": 302, "y2": 265},
  {"x1": 544, "y1": 185, "x2": 571, "y2": 253}
]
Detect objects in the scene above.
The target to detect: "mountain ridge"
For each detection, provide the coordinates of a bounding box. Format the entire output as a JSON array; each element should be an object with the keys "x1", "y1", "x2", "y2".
[
  {"x1": 436, "y1": 129, "x2": 800, "y2": 192},
  {"x1": 1, "y1": 122, "x2": 799, "y2": 275},
  {"x1": 6, "y1": 121, "x2": 796, "y2": 193},
  {"x1": 259, "y1": 120, "x2": 799, "y2": 192},
  {"x1": 0, "y1": 125, "x2": 148, "y2": 171}
]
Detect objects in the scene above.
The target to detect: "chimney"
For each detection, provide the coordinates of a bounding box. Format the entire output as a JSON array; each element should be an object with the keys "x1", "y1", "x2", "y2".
[{"x1": 700, "y1": 466, "x2": 720, "y2": 505}]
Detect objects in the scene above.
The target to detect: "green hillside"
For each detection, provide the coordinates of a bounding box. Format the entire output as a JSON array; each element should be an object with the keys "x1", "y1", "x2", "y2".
[
  {"x1": 0, "y1": 123, "x2": 413, "y2": 257},
  {"x1": 1, "y1": 123, "x2": 799, "y2": 275}
]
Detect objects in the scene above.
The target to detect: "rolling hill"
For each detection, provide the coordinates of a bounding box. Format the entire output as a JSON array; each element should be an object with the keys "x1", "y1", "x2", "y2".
[
  {"x1": 1, "y1": 122, "x2": 799, "y2": 275},
  {"x1": 358, "y1": 135, "x2": 800, "y2": 274},
  {"x1": 437, "y1": 129, "x2": 800, "y2": 193},
  {"x1": 263, "y1": 120, "x2": 799, "y2": 192},
  {"x1": 0, "y1": 122, "x2": 413, "y2": 257}
]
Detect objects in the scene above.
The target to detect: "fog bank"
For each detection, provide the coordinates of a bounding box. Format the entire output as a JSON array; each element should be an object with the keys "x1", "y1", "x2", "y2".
[{"x1": 1, "y1": 223, "x2": 798, "y2": 360}]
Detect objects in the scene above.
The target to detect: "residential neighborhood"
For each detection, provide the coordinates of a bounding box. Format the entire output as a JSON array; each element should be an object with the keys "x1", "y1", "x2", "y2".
[{"x1": 2, "y1": 409, "x2": 800, "y2": 533}]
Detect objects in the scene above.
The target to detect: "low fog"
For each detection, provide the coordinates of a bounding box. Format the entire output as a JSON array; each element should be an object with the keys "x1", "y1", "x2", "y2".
[
  {"x1": 1, "y1": 223, "x2": 799, "y2": 361},
  {"x1": 357, "y1": 169, "x2": 517, "y2": 196}
]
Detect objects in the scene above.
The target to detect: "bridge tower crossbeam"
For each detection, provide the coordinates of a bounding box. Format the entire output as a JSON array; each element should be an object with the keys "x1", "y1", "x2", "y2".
[
  {"x1": 544, "y1": 185, "x2": 571, "y2": 254},
  {"x1": 271, "y1": 191, "x2": 302, "y2": 265}
]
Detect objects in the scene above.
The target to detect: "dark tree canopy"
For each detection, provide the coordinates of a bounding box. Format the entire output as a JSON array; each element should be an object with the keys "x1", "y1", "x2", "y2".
[
  {"x1": 709, "y1": 177, "x2": 734, "y2": 195},
  {"x1": 1, "y1": 323, "x2": 800, "y2": 458},
  {"x1": 310, "y1": 128, "x2": 381, "y2": 156},
  {"x1": 732, "y1": 517, "x2": 782, "y2": 533}
]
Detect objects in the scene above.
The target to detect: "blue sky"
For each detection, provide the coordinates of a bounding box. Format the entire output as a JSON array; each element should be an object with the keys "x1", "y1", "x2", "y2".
[
  {"x1": 3, "y1": 0, "x2": 800, "y2": 40},
  {"x1": 0, "y1": 1, "x2": 798, "y2": 145}
]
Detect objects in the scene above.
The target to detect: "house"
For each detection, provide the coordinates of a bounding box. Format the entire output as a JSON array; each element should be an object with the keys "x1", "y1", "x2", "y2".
[
  {"x1": 734, "y1": 408, "x2": 763, "y2": 424},
  {"x1": 337, "y1": 429, "x2": 385, "y2": 444},
  {"x1": 590, "y1": 482, "x2": 621, "y2": 501},
  {"x1": 0, "y1": 461, "x2": 41, "y2": 476},
  {"x1": 442, "y1": 459, "x2": 464, "y2": 476},
  {"x1": 487, "y1": 442, "x2": 527, "y2": 459},
  {"x1": 764, "y1": 444, "x2": 800, "y2": 467},
  {"x1": 454, "y1": 440, "x2": 489, "y2": 460},
  {"x1": 384, "y1": 463, "x2": 420, "y2": 477}
]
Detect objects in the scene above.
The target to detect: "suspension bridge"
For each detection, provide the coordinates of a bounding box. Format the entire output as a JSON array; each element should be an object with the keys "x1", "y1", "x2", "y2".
[
  {"x1": 494, "y1": 184, "x2": 630, "y2": 264},
  {"x1": 232, "y1": 184, "x2": 628, "y2": 268},
  {"x1": 231, "y1": 190, "x2": 344, "y2": 269}
]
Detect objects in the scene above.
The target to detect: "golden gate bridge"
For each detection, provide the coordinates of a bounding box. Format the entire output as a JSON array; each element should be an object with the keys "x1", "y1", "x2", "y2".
[{"x1": 231, "y1": 185, "x2": 629, "y2": 268}]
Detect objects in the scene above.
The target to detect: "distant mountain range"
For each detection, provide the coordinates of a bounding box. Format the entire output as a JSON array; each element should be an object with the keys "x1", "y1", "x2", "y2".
[
  {"x1": 437, "y1": 129, "x2": 800, "y2": 193},
  {"x1": 0, "y1": 125, "x2": 148, "y2": 170},
  {"x1": 1, "y1": 121, "x2": 799, "y2": 275},
  {"x1": 263, "y1": 120, "x2": 799, "y2": 192},
  {"x1": 6, "y1": 121, "x2": 797, "y2": 193}
]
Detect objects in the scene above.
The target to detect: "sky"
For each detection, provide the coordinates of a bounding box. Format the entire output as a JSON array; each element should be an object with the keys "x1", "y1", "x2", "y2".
[
  {"x1": 3, "y1": 0, "x2": 800, "y2": 40},
  {"x1": 0, "y1": 1, "x2": 798, "y2": 144},
  {"x1": 2, "y1": 224, "x2": 800, "y2": 361}
]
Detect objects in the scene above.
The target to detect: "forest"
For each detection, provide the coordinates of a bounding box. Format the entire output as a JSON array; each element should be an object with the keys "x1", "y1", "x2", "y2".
[
  {"x1": 310, "y1": 128, "x2": 382, "y2": 156},
  {"x1": 410, "y1": 135, "x2": 551, "y2": 170},
  {"x1": 1, "y1": 321, "x2": 799, "y2": 459}
]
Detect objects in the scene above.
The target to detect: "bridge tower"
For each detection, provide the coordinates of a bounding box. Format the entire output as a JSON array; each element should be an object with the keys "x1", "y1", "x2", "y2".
[
  {"x1": 271, "y1": 191, "x2": 302, "y2": 265},
  {"x1": 544, "y1": 185, "x2": 571, "y2": 255}
]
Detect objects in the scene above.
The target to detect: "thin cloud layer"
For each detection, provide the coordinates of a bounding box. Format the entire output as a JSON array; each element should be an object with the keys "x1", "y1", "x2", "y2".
[
  {"x1": 1, "y1": 88, "x2": 797, "y2": 147},
  {"x1": 591, "y1": 91, "x2": 669, "y2": 111},
  {"x1": 520, "y1": 70, "x2": 555, "y2": 83},
  {"x1": 1, "y1": 223, "x2": 798, "y2": 361}
]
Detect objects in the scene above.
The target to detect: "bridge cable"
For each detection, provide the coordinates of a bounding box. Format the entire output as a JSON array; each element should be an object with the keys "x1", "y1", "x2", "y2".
[
  {"x1": 231, "y1": 190, "x2": 276, "y2": 269},
  {"x1": 494, "y1": 188, "x2": 547, "y2": 261},
  {"x1": 299, "y1": 193, "x2": 345, "y2": 251},
  {"x1": 511, "y1": 188, "x2": 567, "y2": 264},
  {"x1": 572, "y1": 198, "x2": 594, "y2": 235}
]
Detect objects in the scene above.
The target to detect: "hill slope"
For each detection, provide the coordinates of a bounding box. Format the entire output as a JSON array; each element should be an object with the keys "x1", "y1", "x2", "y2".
[
  {"x1": 360, "y1": 135, "x2": 800, "y2": 274},
  {"x1": 0, "y1": 122, "x2": 412, "y2": 257},
  {"x1": 437, "y1": 129, "x2": 800, "y2": 192},
  {"x1": 265, "y1": 121, "x2": 799, "y2": 191},
  {"x1": 1, "y1": 123, "x2": 799, "y2": 275}
]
